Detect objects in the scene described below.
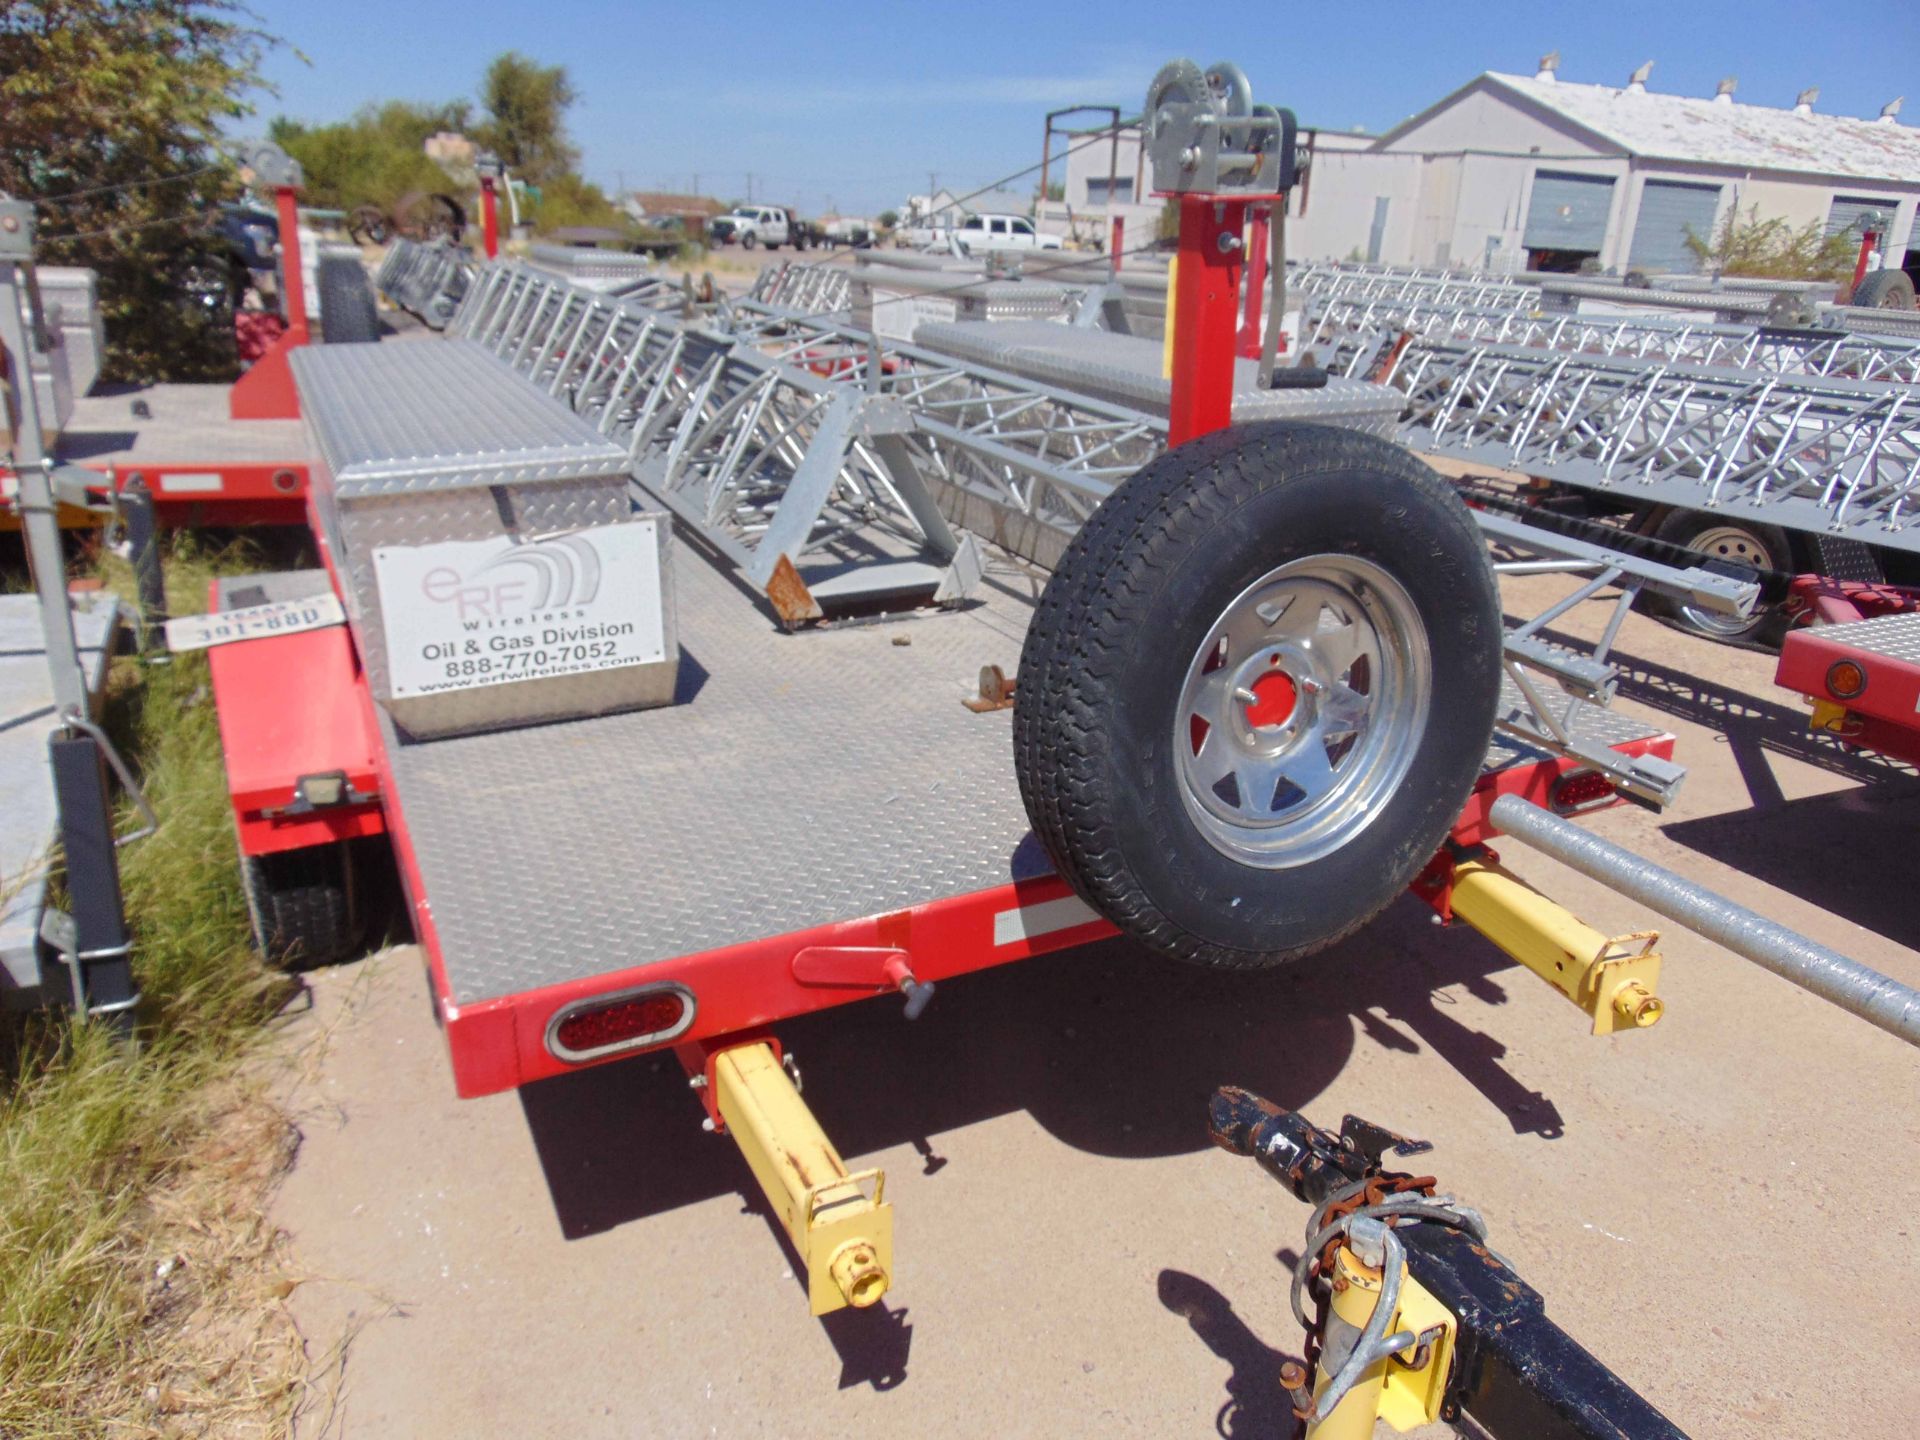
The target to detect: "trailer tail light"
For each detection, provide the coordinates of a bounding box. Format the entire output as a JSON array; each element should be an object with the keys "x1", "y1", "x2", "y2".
[
  {"x1": 1826, "y1": 659, "x2": 1867, "y2": 701},
  {"x1": 545, "y1": 982, "x2": 695, "y2": 1064},
  {"x1": 1549, "y1": 768, "x2": 1616, "y2": 816}
]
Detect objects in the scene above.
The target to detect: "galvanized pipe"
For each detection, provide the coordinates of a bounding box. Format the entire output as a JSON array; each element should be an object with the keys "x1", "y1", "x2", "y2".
[{"x1": 1487, "y1": 795, "x2": 1920, "y2": 1049}]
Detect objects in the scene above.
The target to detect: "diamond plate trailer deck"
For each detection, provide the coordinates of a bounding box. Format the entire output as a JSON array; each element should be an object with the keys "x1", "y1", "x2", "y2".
[
  {"x1": 0, "y1": 382, "x2": 314, "y2": 530},
  {"x1": 213, "y1": 490, "x2": 1671, "y2": 1099}
]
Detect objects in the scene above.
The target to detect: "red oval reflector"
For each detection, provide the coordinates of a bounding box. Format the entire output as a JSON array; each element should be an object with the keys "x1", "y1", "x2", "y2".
[
  {"x1": 1550, "y1": 769, "x2": 1616, "y2": 815},
  {"x1": 547, "y1": 984, "x2": 694, "y2": 1063}
]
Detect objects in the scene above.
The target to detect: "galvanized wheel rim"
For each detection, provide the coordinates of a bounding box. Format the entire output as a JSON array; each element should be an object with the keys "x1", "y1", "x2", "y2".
[
  {"x1": 1172, "y1": 555, "x2": 1432, "y2": 868},
  {"x1": 1679, "y1": 525, "x2": 1771, "y2": 636}
]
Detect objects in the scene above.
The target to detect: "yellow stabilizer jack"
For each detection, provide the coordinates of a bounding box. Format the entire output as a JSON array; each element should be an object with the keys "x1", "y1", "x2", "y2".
[
  {"x1": 712, "y1": 1042, "x2": 893, "y2": 1315},
  {"x1": 1450, "y1": 857, "x2": 1665, "y2": 1035},
  {"x1": 1309, "y1": 1237, "x2": 1458, "y2": 1437}
]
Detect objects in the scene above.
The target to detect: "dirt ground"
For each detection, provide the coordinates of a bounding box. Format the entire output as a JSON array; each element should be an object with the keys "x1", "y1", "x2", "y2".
[{"x1": 270, "y1": 558, "x2": 1920, "y2": 1438}]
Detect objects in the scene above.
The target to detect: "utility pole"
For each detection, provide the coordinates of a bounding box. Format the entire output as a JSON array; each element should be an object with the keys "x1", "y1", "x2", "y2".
[{"x1": 746, "y1": 172, "x2": 753, "y2": 203}]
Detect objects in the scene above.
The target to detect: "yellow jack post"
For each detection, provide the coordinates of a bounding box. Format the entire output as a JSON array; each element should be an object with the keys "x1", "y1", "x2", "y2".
[
  {"x1": 1809, "y1": 698, "x2": 1851, "y2": 735},
  {"x1": 1450, "y1": 858, "x2": 1665, "y2": 1035},
  {"x1": 711, "y1": 1043, "x2": 893, "y2": 1315},
  {"x1": 1309, "y1": 1235, "x2": 1458, "y2": 1437}
]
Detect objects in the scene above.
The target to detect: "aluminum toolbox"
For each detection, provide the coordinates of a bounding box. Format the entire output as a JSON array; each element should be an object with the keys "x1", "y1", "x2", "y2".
[{"x1": 291, "y1": 339, "x2": 677, "y2": 740}]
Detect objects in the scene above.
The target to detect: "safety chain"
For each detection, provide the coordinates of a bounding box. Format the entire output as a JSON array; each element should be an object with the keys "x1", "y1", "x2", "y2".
[{"x1": 1283, "y1": 1171, "x2": 1493, "y2": 1431}]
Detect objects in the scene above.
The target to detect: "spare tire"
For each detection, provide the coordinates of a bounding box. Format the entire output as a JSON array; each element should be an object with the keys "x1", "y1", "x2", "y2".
[{"x1": 1013, "y1": 422, "x2": 1502, "y2": 969}]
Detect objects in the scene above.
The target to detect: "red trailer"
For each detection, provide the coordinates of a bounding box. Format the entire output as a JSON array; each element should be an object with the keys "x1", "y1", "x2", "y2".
[{"x1": 188, "y1": 74, "x2": 1710, "y2": 1320}]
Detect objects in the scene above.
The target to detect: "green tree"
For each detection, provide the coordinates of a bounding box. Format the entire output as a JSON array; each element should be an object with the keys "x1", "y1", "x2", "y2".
[
  {"x1": 0, "y1": 1, "x2": 278, "y2": 382},
  {"x1": 273, "y1": 100, "x2": 470, "y2": 217},
  {"x1": 476, "y1": 53, "x2": 578, "y2": 186},
  {"x1": 1685, "y1": 204, "x2": 1856, "y2": 281},
  {"x1": 529, "y1": 172, "x2": 626, "y2": 234}
]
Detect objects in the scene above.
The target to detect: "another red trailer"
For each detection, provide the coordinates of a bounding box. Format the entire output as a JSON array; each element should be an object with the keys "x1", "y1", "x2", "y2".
[{"x1": 1775, "y1": 579, "x2": 1920, "y2": 768}]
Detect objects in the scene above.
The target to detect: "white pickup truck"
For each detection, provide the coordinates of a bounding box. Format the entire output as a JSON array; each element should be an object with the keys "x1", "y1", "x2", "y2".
[
  {"x1": 708, "y1": 205, "x2": 790, "y2": 249},
  {"x1": 953, "y1": 213, "x2": 1063, "y2": 256}
]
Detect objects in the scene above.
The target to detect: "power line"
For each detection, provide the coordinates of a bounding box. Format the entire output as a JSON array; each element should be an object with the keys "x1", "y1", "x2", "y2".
[
  {"x1": 939, "y1": 124, "x2": 1128, "y2": 217},
  {"x1": 32, "y1": 163, "x2": 226, "y2": 208},
  {"x1": 40, "y1": 210, "x2": 217, "y2": 246}
]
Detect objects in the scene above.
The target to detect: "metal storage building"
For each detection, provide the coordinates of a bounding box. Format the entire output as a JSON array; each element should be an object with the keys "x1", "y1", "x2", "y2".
[{"x1": 1321, "y1": 57, "x2": 1920, "y2": 277}]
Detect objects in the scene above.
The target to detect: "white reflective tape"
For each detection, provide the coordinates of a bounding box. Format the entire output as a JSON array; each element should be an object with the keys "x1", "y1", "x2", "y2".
[
  {"x1": 159, "y1": 472, "x2": 222, "y2": 494},
  {"x1": 992, "y1": 893, "x2": 1099, "y2": 948}
]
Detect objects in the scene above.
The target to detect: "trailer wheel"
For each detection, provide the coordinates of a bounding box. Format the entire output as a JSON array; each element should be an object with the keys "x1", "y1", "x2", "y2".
[
  {"x1": 347, "y1": 205, "x2": 392, "y2": 246},
  {"x1": 1013, "y1": 422, "x2": 1502, "y2": 969},
  {"x1": 317, "y1": 256, "x2": 381, "y2": 345},
  {"x1": 1645, "y1": 508, "x2": 1790, "y2": 647},
  {"x1": 1852, "y1": 269, "x2": 1916, "y2": 310},
  {"x1": 239, "y1": 840, "x2": 364, "y2": 970}
]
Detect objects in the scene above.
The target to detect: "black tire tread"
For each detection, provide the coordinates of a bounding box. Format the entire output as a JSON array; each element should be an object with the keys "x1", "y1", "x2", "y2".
[
  {"x1": 1013, "y1": 422, "x2": 1501, "y2": 970},
  {"x1": 241, "y1": 843, "x2": 362, "y2": 970},
  {"x1": 1852, "y1": 269, "x2": 1916, "y2": 310},
  {"x1": 318, "y1": 255, "x2": 380, "y2": 344}
]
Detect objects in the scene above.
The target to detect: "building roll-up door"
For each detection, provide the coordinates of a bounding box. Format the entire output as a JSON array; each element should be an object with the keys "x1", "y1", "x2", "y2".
[
  {"x1": 1523, "y1": 171, "x2": 1615, "y2": 252},
  {"x1": 1826, "y1": 195, "x2": 1899, "y2": 239},
  {"x1": 1628, "y1": 180, "x2": 1721, "y2": 273}
]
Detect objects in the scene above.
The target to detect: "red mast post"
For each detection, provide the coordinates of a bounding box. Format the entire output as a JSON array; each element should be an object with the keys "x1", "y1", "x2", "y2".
[
  {"x1": 1146, "y1": 60, "x2": 1298, "y2": 447},
  {"x1": 476, "y1": 151, "x2": 503, "y2": 261},
  {"x1": 230, "y1": 140, "x2": 309, "y2": 421}
]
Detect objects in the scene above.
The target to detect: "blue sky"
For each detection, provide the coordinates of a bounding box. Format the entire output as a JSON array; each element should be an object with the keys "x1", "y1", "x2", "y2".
[{"x1": 243, "y1": 1, "x2": 1920, "y2": 217}]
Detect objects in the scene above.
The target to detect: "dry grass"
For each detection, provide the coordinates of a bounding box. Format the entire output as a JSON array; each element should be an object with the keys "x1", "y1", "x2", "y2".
[{"x1": 0, "y1": 534, "x2": 321, "y2": 1438}]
